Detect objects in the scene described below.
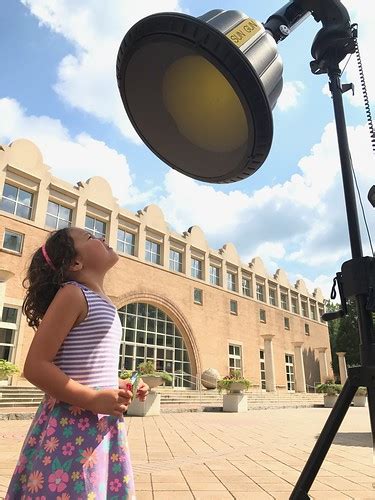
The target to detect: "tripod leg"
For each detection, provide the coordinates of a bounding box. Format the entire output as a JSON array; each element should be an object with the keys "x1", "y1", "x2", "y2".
[
  {"x1": 290, "y1": 380, "x2": 357, "y2": 499},
  {"x1": 367, "y1": 386, "x2": 375, "y2": 461}
]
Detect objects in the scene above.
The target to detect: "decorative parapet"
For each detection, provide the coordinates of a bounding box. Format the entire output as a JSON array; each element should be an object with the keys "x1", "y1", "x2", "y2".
[{"x1": 0, "y1": 138, "x2": 323, "y2": 302}]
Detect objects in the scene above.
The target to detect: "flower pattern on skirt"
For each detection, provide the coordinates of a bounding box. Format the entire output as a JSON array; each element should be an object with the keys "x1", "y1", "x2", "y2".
[{"x1": 6, "y1": 396, "x2": 136, "y2": 500}]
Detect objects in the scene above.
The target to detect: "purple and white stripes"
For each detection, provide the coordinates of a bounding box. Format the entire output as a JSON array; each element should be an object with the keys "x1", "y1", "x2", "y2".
[{"x1": 54, "y1": 282, "x2": 121, "y2": 389}]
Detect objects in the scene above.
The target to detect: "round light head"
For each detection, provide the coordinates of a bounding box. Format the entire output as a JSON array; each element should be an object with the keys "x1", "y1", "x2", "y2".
[{"x1": 117, "y1": 11, "x2": 282, "y2": 183}]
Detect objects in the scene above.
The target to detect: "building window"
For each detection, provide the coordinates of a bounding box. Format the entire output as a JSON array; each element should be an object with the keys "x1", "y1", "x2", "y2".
[
  {"x1": 118, "y1": 302, "x2": 192, "y2": 388},
  {"x1": 117, "y1": 228, "x2": 135, "y2": 256},
  {"x1": 230, "y1": 299, "x2": 238, "y2": 315},
  {"x1": 284, "y1": 317, "x2": 290, "y2": 330},
  {"x1": 269, "y1": 287, "x2": 277, "y2": 306},
  {"x1": 85, "y1": 215, "x2": 106, "y2": 239},
  {"x1": 227, "y1": 272, "x2": 236, "y2": 291},
  {"x1": 0, "y1": 306, "x2": 19, "y2": 362},
  {"x1": 169, "y1": 249, "x2": 183, "y2": 272},
  {"x1": 260, "y1": 350, "x2": 266, "y2": 390},
  {"x1": 319, "y1": 306, "x2": 324, "y2": 322},
  {"x1": 291, "y1": 296, "x2": 299, "y2": 314},
  {"x1": 310, "y1": 303, "x2": 317, "y2": 321},
  {"x1": 285, "y1": 354, "x2": 295, "y2": 391},
  {"x1": 280, "y1": 290, "x2": 289, "y2": 310},
  {"x1": 145, "y1": 239, "x2": 161, "y2": 265},
  {"x1": 256, "y1": 282, "x2": 265, "y2": 302},
  {"x1": 229, "y1": 344, "x2": 242, "y2": 373},
  {"x1": 209, "y1": 265, "x2": 220, "y2": 286},
  {"x1": 1, "y1": 183, "x2": 33, "y2": 220},
  {"x1": 191, "y1": 258, "x2": 203, "y2": 279},
  {"x1": 259, "y1": 309, "x2": 266, "y2": 323},
  {"x1": 305, "y1": 323, "x2": 310, "y2": 335},
  {"x1": 45, "y1": 200, "x2": 72, "y2": 230},
  {"x1": 194, "y1": 288, "x2": 203, "y2": 305},
  {"x1": 242, "y1": 277, "x2": 251, "y2": 297},
  {"x1": 301, "y1": 299, "x2": 309, "y2": 318},
  {"x1": 2, "y1": 230, "x2": 24, "y2": 253}
]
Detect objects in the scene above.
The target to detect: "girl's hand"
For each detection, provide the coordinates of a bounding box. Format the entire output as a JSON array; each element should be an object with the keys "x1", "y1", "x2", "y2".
[
  {"x1": 136, "y1": 380, "x2": 150, "y2": 402},
  {"x1": 88, "y1": 388, "x2": 132, "y2": 416}
]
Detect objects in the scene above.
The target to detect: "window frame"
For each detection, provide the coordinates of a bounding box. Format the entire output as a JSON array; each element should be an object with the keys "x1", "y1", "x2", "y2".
[
  {"x1": 117, "y1": 228, "x2": 136, "y2": 256},
  {"x1": 228, "y1": 344, "x2": 242, "y2": 374},
  {"x1": 227, "y1": 271, "x2": 236, "y2": 292},
  {"x1": 191, "y1": 258, "x2": 203, "y2": 280},
  {"x1": 256, "y1": 282, "x2": 266, "y2": 302},
  {"x1": 85, "y1": 215, "x2": 107, "y2": 240},
  {"x1": 169, "y1": 249, "x2": 183, "y2": 272},
  {"x1": 2, "y1": 229, "x2": 24, "y2": 254},
  {"x1": 209, "y1": 265, "x2": 220, "y2": 286},
  {"x1": 193, "y1": 288, "x2": 203, "y2": 305},
  {"x1": 230, "y1": 299, "x2": 238, "y2": 315},
  {"x1": 242, "y1": 276, "x2": 251, "y2": 297},
  {"x1": 145, "y1": 239, "x2": 161, "y2": 265},
  {"x1": 45, "y1": 200, "x2": 72, "y2": 230},
  {"x1": 1, "y1": 182, "x2": 34, "y2": 220},
  {"x1": 259, "y1": 308, "x2": 267, "y2": 323}
]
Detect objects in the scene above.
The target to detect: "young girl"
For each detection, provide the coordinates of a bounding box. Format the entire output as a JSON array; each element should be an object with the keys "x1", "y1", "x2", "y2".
[{"x1": 6, "y1": 227, "x2": 149, "y2": 500}]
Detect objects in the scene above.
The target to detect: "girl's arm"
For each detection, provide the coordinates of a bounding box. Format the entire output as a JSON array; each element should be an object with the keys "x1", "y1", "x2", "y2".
[{"x1": 23, "y1": 284, "x2": 98, "y2": 408}]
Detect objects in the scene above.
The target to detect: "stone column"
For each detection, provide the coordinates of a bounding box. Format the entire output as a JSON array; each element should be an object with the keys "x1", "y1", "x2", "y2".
[
  {"x1": 317, "y1": 347, "x2": 329, "y2": 383},
  {"x1": 261, "y1": 334, "x2": 276, "y2": 392},
  {"x1": 292, "y1": 341, "x2": 306, "y2": 393},
  {"x1": 203, "y1": 251, "x2": 209, "y2": 282},
  {"x1": 137, "y1": 221, "x2": 146, "y2": 260},
  {"x1": 162, "y1": 234, "x2": 169, "y2": 268},
  {"x1": 336, "y1": 352, "x2": 348, "y2": 384}
]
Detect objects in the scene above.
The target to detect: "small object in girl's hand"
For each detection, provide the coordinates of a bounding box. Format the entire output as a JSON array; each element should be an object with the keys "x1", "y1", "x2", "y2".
[{"x1": 126, "y1": 371, "x2": 139, "y2": 392}]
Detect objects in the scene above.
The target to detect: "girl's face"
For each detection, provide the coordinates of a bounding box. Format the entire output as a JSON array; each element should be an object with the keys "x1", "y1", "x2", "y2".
[{"x1": 69, "y1": 227, "x2": 119, "y2": 272}]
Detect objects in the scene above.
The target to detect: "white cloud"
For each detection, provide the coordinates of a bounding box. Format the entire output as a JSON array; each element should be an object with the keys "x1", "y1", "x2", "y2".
[
  {"x1": 277, "y1": 81, "x2": 305, "y2": 112},
  {"x1": 0, "y1": 97, "x2": 156, "y2": 205},
  {"x1": 156, "y1": 120, "x2": 375, "y2": 295},
  {"x1": 21, "y1": 0, "x2": 183, "y2": 142}
]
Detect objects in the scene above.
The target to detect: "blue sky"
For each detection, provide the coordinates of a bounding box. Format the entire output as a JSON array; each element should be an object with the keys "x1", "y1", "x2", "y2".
[{"x1": 1, "y1": 0, "x2": 374, "y2": 298}]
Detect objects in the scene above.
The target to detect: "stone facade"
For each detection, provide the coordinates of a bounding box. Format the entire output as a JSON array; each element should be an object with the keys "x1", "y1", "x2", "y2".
[{"x1": 0, "y1": 139, "x2": 333, "y2": 391}]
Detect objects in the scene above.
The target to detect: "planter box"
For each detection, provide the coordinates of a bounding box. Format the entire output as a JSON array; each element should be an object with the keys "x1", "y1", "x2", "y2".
[
  {"x1": 223, "y1": 393, "x2": 248, "y2": 413},
  {"x1": 353, "y1": 395, "x2": 367, "y2": 407},
  {"x1": 323, "y1": 394, "x2": 338, "y2": 408},
  {"x1": 127, "y1": 391, "x2": 160, "y2": 417}
]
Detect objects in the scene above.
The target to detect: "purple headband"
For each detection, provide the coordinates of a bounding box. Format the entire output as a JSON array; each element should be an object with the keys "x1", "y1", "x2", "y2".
[{"x1": 41, "y1": 244, "x2": 56, "y2": 271}]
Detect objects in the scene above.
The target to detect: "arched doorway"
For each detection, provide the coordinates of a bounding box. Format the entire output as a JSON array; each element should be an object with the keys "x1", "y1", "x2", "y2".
[{"x1": 118, "y1": 302, "x2": 193, "y2": 388}]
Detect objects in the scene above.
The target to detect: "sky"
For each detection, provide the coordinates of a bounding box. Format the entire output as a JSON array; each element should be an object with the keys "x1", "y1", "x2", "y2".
[{"x1": 0, "y1": 0, "x2": 374, "y2": 299}]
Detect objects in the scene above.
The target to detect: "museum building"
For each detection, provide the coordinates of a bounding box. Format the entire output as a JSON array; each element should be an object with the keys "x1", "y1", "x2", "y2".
[{"x1": 0, "y1": 139, "x2": 333, "y2": 392}]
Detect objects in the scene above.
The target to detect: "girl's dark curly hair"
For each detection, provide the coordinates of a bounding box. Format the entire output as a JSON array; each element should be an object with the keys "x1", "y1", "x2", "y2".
[{"x1": 22, "y1": 228, "x2": 77, "y2": 329}]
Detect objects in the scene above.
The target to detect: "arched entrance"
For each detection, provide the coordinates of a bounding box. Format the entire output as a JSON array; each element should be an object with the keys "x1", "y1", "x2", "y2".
[{"x1": 117, "y1": 302, "x2": 195, "y2": 388}]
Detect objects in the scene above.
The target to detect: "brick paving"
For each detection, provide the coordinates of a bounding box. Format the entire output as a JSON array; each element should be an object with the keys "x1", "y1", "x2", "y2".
[{"x1": 1, "y1": 406, "x2": 374, "y2": 499}]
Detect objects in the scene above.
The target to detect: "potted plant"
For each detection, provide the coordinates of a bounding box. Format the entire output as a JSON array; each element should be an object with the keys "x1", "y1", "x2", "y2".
[
  {"x1": 0, "y1": 360, "x2": 19, "y2": 390},
  {"x1": 120, "y1": 361, "x2": 172, "y2": 391},
  {"x1": 217, "y1": 370, "x2": 251, "y2": 394},
  {"x1": 353, "y1": 386, "x2": 367, "y2": 407},
  {"x1": 316, "y1": 379, "x2": 342, "y2": 408},
  {"x1": 0, "y1": 359, "x2": 19, "y2": 379}
]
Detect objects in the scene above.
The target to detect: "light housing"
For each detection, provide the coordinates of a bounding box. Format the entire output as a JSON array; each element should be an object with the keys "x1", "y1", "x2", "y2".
[{"x1": 116, "y1": 10, "x2": 283, "y2": 183}]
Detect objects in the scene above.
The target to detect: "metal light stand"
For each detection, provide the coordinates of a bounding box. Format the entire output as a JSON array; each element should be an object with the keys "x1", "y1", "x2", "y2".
[{"x1": 289, "y1": 17, "x2": 375, "y2": 500}]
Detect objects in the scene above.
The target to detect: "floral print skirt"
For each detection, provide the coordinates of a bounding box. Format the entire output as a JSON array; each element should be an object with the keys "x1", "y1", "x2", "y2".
[{"x1": 5, "y1": 395, "x2": 136, "y2": 499}]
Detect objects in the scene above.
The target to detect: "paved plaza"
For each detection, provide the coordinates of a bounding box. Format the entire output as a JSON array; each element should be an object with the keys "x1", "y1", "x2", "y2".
[{"x1": 0, "y1": 406, "x2": 374, "y2": 499}]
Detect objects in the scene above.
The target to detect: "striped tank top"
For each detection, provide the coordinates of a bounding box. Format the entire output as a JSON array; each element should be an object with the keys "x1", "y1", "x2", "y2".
[{"x1": 53, "y1": 281, "x2": 121, "y2": 389}]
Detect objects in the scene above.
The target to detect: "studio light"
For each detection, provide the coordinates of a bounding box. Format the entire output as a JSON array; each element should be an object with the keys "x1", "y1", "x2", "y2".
[
  {"x1": 116, "y1": 10, "x2": 286, "y2": 183},
  {"x1": 117, "y1": 2, "x2": 375, "y2": 498},
  {"x1": 368, "y1": 185, "x2": 375, "y2": 207}
]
